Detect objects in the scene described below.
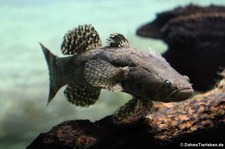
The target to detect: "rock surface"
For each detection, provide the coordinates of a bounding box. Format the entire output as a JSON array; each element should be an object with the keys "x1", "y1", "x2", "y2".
[
  {"x1": 27, "y1": 70, "x2": 225, "y2": 149},
  {"x1": 137, "y1": 4, "x2": 225, "y2": 91}
]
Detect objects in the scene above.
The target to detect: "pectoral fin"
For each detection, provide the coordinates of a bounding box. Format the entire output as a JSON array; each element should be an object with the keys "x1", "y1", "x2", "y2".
[
  {"x1": 64, "y1": 84, "x2": 100, "y2": 107},
  {"x1": 84, "y1": 60, "x2": 129, "y2": 92},
  {"x1": 113, "y1": 97, "x2": 154, "y2": 124}
]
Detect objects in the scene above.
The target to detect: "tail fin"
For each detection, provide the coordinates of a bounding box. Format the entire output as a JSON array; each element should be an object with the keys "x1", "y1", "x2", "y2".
[{"x1": 39, "y1": 43, "x2": 62, "y2": 105}]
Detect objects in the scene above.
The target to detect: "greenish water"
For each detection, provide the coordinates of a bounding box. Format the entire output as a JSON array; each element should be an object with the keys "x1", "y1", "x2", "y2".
[{"x1": 1, "y1": 0, "x2": 225, "y2": 149}]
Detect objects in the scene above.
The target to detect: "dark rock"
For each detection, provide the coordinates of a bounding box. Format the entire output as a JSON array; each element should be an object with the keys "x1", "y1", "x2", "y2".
[
  {"x1": 27, "y1": 71, "x2": 225, "y2": 149},
  {"x1": 137, "y1": 4, "x2": 225, "y2": 39},
  {"x1": 137, "y1": 4, "x2": 225, "y2": 91}
]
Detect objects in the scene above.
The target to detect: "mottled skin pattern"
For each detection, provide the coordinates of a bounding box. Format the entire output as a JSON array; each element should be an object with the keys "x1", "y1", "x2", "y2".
[
  {"x1": 41, "y1": 24, "x2": 193, "y2": 124},
  {"x1": 49, "y1": 47, "x2": 193, "y2": 102}
]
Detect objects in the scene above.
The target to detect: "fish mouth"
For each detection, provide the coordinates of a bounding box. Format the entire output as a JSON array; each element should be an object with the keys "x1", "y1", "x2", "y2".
[{"x1": 166, "y1": 87, "x2": 194, "y2": 102}]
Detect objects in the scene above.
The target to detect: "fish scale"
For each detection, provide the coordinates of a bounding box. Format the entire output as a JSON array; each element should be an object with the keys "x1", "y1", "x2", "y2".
[{"x1": 40, "y1": 24, "x2": 193, "y2": 124}]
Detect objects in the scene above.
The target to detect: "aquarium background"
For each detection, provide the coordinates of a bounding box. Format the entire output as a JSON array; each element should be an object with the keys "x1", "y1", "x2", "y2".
[{"x1": 1, "y1": 0, "x2": 225, "y2": 148}]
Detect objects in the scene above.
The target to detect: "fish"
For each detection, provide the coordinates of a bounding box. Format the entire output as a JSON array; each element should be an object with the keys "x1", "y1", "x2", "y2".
[{"x1": 40, "y1": 24, "x2": 193, "y2": 124}]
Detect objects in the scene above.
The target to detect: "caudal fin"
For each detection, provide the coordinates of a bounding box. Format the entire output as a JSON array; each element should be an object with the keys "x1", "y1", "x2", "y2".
[{"x1": 39, "y1": 43, "x2": 62, "y2": 105}]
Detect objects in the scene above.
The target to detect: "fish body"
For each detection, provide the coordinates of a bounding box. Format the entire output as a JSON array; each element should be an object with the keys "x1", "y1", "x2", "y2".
[{"x1": 41, "y1": 24, "x2": 193, "y2": 123}]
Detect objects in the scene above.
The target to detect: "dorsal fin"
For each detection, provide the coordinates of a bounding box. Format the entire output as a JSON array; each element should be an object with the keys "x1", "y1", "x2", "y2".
[
  {"x1": 148, "y1": 47, "x2": 169, "y2": 64},
  {"x1": 61, "y1": 24, "x2": 102, "y2": 55},
  {"x1": 107, "y1": 33, "x2": 129, "y2": 47}
]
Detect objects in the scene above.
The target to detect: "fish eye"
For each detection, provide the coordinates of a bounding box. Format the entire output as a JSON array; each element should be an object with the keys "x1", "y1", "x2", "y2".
[{"x1": 163, "y1": 80, "x2": 171, "y2": 88}]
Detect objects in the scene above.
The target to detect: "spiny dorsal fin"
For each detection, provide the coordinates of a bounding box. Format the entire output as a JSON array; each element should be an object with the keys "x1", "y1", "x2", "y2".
[
  {"x1": 148, "y1": 47, "x2": 169, "y2": 64},
  {"x1": 64, "y1": 84, "x2": 100, "y2": 107},
  {"x1": 61, "y1": 24, "x2": 102, "y2": 55},
  {"x1": 107, "y1": 33, "x2": 129, "y2": 47},
  {"x1": 84, "y1": 59, "x2": 129, "y2": 92}
]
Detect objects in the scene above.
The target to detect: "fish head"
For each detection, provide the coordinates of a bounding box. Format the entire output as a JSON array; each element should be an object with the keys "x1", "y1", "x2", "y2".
[
  {"x1": 144, "y1": 61, "x2": 194, "y2": 102},
  {"x1": 124, "y1": 53, "x2": 193, "y2": 102},
  {"x1": 157, "y1": 73, "x2": 194, "y2": 102}
]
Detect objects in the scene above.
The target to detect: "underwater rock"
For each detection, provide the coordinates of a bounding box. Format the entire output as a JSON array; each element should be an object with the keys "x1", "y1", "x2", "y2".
[
  {"x1": 136, "y1": 4, "x2": 225, "y2": 91},
  {"x1": 27, "y1": 70, "x2": 225, "y2": 149},
  {"x1": 136, "y1": 4, "x2": 225, "y2": 39}
]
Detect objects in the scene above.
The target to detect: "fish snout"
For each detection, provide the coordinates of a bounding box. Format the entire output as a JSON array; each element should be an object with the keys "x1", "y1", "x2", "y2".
[
  {"x1": 173, "y1": 87, "x2": 194, "y2": 101},
  {"x1": 163, "y1": 86, "x2": 193, "y2": 103},
  {"x1": 172, "y1": 75, "x2": 193, "y2": 101}
]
